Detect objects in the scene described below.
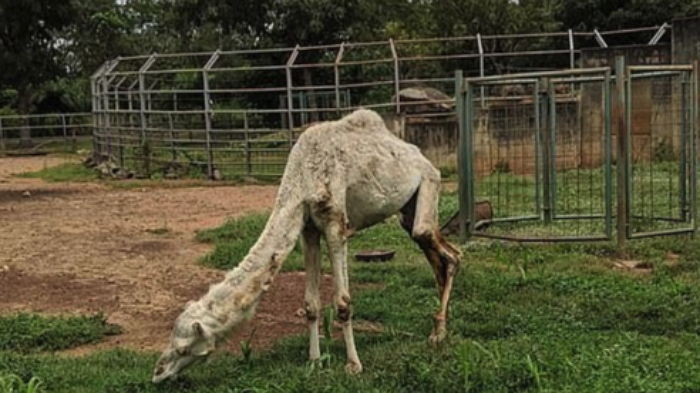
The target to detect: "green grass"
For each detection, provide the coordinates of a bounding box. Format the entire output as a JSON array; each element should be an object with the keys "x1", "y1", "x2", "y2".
[
  {"x1": 195, "y1": 212, "x2": 305, "y2": 270},
  {"x1": 0, "y1": 374, "x2": 44, "y2": 393},
  {"x1": 15, "y1": 160, "x2": 284, "y2": 187},
  {"x1": 475, "y1": 161, "x2": 693, "y2": 238},
  {"x1": 5, "y1": 171, "x2": 700, "y2": 390},
  {"x1": 4, "y1": 234, "x2": 700, "y2": 392},
  {"x1": 0, "y1": 314, "x2": 119, "y2": 353},
  {"x1": 196, "y1": 190, "x2": 459, "y2": 273},
  {"x1": 17, "y1": 162, "x2": 98, "y2": 183}
]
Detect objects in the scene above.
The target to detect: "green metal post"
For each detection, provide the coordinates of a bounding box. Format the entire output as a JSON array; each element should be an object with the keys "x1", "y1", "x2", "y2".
[
  {"x1": 540, "y1": 78, "x2": 553, "y2": 224},
  {"x1": 604, "y1": 70, "x2": 614, "y2": 238},
  {"x1": 465, "y1": 82, "x2": 476, "y2": 236},
  {"x1": 533, "y1": 80, "x2": 542, "y2": 218},
  {"x1": 615, "y1": 56, "x2": 629, "y2": 249},
  {"x1": 625, "y1": 64, "x2": 633, "y2": 238},
  {"x1": 244, "y1": 112, "x2": 252, "y2": 176},
  {"x1": 680, "y1": 72, "x2": 689, "y2": 222},
  {"x1": 548, "y1": 79, "x2": 558, "y2": 220},
  {"x1": 692, "y1": 60, "x2": 699, "y2": 232},
  {"x1": 455, "y1": 70, "x2": 468, "y2": 242}
]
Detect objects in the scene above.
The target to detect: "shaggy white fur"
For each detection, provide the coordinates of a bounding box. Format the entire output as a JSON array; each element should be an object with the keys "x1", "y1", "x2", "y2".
[{"x1": 153, "y1": 109, "x2": 461, "y2": 383}]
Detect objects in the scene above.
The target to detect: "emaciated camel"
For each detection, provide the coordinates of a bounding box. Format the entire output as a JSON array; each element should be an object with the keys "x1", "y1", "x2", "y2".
[{"x1": 152, "y1": 109, "x2": 461, "y2": 383}]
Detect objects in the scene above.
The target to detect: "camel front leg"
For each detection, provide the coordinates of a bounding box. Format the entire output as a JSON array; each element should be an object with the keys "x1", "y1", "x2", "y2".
[
  {"x1": 410, "y1": 169, "x2": 462, "y2": 344},
  {"x1": 325, "y1": 219, "x2": 362, "y2": 374},
  {"x1": 302, "y1": 225, "x2": 322, "y2": 361}
]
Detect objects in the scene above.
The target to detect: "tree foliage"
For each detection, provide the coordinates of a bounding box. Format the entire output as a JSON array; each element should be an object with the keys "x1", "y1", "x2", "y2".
[{"x1": 0, "y1": 0, "x2": 698, "y2": 114}]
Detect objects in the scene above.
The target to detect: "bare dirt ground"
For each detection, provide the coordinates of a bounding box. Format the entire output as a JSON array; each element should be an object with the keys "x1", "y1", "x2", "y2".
[{"x1": 0, "y1": 155, "x2": 334, "y2": 354}]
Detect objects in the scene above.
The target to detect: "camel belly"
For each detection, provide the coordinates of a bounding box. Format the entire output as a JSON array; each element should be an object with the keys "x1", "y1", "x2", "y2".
[{"x1": 345, "y1": 168, "x2": 421, "y2": 231}]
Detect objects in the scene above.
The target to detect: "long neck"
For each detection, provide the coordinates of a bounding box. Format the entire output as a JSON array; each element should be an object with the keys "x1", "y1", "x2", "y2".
[{"x1": 196, "y1": 177, "x2": 307, "y2": 337}]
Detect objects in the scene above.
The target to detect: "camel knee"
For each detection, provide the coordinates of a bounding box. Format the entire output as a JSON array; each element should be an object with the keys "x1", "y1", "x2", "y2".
[
  {"x1": 335, "y1": 294, "x2": 352, "y2": 323},
  {"x1": 412, "y1": 227, "x2": 436, "y2": 248},
  {"x1": 304, "y1": 300, "x2": 321, "y2": 322}
]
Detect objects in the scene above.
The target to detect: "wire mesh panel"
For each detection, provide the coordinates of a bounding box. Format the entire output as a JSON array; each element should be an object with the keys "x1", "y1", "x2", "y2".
[
  {"x1": 90, "y1": 26, "x2": 667, "y2": 180},
  {"x1": 548, "y1": 74, "x2": 613, "y2": 240},
  {"x1": 457, "y1": 68, "x2": 613, "y2": 241},
  {"x1": 626, "y1": 66, "x2": 697, "y2": 238},
  {"x1": 458, "y1": 64, "x2": 698, "y2": 244},
  {"x1": 469, "y1": 79, "x2": 541, "y2": 238}
]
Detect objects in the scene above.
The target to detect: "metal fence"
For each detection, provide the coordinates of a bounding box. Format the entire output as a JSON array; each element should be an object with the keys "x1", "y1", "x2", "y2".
[
  {"x1": 0, "y1": 113, "x2": 93, "y2": 154},
  {"x1": 90, "y1": 25, "x2": 668, "y2": 179},
  {"x1": 456, "y1": 59, "x2": 698, "y2": 244}
]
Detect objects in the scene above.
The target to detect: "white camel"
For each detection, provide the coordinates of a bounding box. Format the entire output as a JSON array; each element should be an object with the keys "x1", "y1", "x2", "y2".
[{"x1": 152, "y1": 109, "x2": 461, "y2": 383}]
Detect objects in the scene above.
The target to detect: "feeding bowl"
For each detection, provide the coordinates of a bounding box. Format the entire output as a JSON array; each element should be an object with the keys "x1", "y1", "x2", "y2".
[{"x1": 355, "y1": 249, "x2": 395, "y2": 262}]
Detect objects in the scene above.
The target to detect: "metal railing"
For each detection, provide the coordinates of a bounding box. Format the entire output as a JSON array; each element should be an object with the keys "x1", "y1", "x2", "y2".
[
  {"x1": 90, "y1": 24, "x2": 671, "y2": 178},
  {"x1": 455, "y1": 59, "x2": 698, "y2": 245},
  {"x1": 0, "y1": 113, "x2": 93, "y2": 153}
]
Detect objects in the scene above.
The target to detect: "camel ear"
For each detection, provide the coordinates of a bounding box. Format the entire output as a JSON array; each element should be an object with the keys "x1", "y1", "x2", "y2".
[{"x1": 192, "y1": 321, "x2": 206, "y2": 338}]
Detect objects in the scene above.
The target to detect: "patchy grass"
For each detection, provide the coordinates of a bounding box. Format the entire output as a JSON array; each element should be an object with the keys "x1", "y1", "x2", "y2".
[
  {"x1": 196, "y1": 190, "x2": 460, "y2": 275},
  {"x1": 14, "y1": 161, "x2": 278, "y2": 189},
  {"x1": 0, "y1": 374, "x2": 44, "y2": 393},
  {"x1": 5, "y1": 188, "x2": 700, "y2": 391},
  {"x1": 194, "y1": 212, "x2": 305, "y2": 270},
  {"x1": 3, "y1": 258, "x2": 700, "y2": 393},
  {"x1": 17, "y1": 163, "x2": 97, "y2": 183},
  {"x1": 0, "y1": 314, "x2": 119, "y2": 353}
]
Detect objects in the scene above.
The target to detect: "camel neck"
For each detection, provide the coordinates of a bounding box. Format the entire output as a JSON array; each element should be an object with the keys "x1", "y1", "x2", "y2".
[{"x1": 196, "y1": 185, "x2": 306, "y2": 335}]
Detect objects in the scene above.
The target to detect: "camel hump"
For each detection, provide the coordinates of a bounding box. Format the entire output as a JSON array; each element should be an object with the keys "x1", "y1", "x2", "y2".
[{"x1": 342, "y1": 109, "x2": 387, "y2": 132}]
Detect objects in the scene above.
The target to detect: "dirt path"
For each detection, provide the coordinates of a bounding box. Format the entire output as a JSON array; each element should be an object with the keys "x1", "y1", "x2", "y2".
[{"x1": 0, "y1": 156, "x2": 333, "y2": 353}]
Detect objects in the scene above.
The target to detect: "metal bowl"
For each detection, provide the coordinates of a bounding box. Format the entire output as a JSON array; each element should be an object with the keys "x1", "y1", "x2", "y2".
[{"x1": 354, "y1": 249, "x2": 395, "y2": 262}]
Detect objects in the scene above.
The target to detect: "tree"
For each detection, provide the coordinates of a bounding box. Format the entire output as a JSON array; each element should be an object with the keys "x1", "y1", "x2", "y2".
[
  {"x1": 557, "y1": 0, "x2": 700, "y2": 31},
  {"x1": 0, "y1": 0, "x2": 75, "y2": 146}
]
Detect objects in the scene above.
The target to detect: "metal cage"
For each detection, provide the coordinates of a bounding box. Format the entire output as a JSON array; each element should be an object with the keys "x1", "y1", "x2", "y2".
[{"x1": 456, "y1": 58, "x2": 698, "y2": 245}]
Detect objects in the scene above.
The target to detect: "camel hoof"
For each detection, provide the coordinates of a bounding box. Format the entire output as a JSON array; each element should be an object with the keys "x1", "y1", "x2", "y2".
[
  {"x1": 428, "y1": 328, "x2": 447, "y2": 345},
  {"x1": 345, "y1": 361, "x2": 363, "y2": 375}
]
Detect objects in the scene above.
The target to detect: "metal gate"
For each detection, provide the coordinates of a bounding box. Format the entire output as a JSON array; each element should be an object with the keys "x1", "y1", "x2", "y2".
[
  {"x1": 456, "y1": 58, "x2": 698, "y2": 246},
  {"x1": 625, "y1": 65, "x2": 697, "y2": 240}
]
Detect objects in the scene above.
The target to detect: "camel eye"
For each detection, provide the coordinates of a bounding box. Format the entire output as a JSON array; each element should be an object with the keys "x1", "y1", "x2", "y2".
[{"x1": 176, "y1": 347, "x2": 189, "y2": 356}]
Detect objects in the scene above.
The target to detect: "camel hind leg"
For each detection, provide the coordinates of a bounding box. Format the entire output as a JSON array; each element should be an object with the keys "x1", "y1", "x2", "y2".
[
  {"x1": 301, "y1": 224, "x2": 322, "y2": 361},
  {"x1": 400, "y1": 167, "x2": 462, "y2": 344}
]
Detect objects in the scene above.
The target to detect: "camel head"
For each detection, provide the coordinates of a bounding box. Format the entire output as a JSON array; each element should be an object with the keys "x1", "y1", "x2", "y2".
[{"x1": 152, "y1": 303, "x2": 215, "y2": 383}]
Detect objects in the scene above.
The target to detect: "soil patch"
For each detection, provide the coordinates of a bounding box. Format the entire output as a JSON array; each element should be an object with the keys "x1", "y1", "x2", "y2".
[{"x1": 0, "y1": 155, "x2": 340, "y2": 354}]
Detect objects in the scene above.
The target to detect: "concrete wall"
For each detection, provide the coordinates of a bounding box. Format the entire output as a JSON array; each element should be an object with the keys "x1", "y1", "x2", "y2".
[{"x1": 384, "y1": 113, "x2": 459, "y2": 170}]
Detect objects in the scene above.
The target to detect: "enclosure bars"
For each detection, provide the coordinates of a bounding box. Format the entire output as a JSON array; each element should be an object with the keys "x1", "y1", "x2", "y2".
[
  {"x1": 202, "y1": 50, "x2": 221, "y2": 179},
  {"x1": 0, "y1": 113, "x2": 93, "y2": 153},
  {"x1": 625, "y1": 63, "x2": 698, "y2": 239},
  {"x1": 90, "y1": 24, "x2": 668, "y2": 179},
  {"x1": 457, "y1": 67, "x2": 614, "y2": 243},
  {"x1": 112, "y1": 76, "x2": 128, "y2": 167},
  {"x1": 334, "y1": 43, "x2": 345, "y2": 115},
  {"x1": 693, "y1": 60, "x2": 699, "y2": 234},
  {"x1": 457, "y1": 61, "x2": 698, "y2": 245},
  {"x1": 101, "y1": 60, "x2": 122, "y2": 161},
  {"x1": 91, "y1": 59, "x2": 117, "y2": 159},
  {"x1": 604, "y1": 69, "x2": 614, "y2": 239},
  {"x1": 477, "y1": 33, "x2": 485, "y2": 106},
  {"x1": 648, "y1": 23, "x2": 670, "y2": 45},
  {"x1": 138, "y1": 55, "x2": 157, "y2": 177},
  {"x1": 615, "y1": 56, "x2": 629, "y2": 249},
  {"x1": 456, "y1": 70, "x2": 473, "y2": 240},
  {"x1": 286, "y1": 46, "x2": 300, "y2": 149},
  {"x1": 89, "y1": 63, "x2": 104, "y2": 157},
  {"x1": 389, "y1": 39, "x2": 401, "y2": 114}
]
